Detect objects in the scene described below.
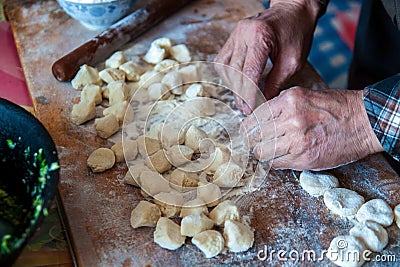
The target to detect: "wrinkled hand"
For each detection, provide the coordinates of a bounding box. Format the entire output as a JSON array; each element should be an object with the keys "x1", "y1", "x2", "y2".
[
  {"x1": 241, "y1": 87, "x2": 384, "y2": 170},
  {"x1": 215, "y1": 0, "x2": 320, "y2": 114}
]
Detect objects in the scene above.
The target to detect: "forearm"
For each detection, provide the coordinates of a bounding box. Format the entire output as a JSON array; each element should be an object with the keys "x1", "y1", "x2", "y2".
[{"x1": 270, "y1": 0, "x2": 329, "y2": 21}]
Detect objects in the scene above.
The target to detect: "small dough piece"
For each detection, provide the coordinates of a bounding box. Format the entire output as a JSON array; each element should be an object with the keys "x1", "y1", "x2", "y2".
[
  {"x1": 327, "y1": 235, "x2": 367, "y2": 267},
  {"x1": 130, "y1": 200, "x2": 161, "y2": 228},
  {"x1": 138, "y1": 70, "x2": 164, "y2": 89},
  {"x1": 71, "y1": 101, "x2": 96, "y2": 125},
  {"x1": 99, "y1": 68, "x2": 126, "y2": 84},
  {"x1": 144, "y1": 150, "x2": 172, "y2": 173},
  {"x1": 299, "y1": 170, "x2": 339, "y2": 197},
  {"x1": 80, "y1": 84, "x2": 102, "y2": 105},
  {"x1": 355, "y1": 199, "x2": 394, "y2": 226},
  {"x1": 137, "y1": 135, "x2": 162, "y2": 157},
  {"x1": 160, "y1": 123, "x2": 186, "y2": 148},
  {"x1": 148, "y1": 82, "x2": 171, "y2": 100},
  {"x1": 152, "y1": 37, "x2": 174, "y2": 49},
  {"x1": 349, "y1": 221, "x2": 388, "y2": 252},
  {"x1": 154, "y1": 59, "x2": 179, "y2": 72},
  {"x1": 140, "y1": 170, "x2": 170, "y2": 196},
  {"x1": 111, "y1": 140, "x2": 138, "y2": 163},
  {"x1": 105, "y1": 51, "x2": 126, "y2": 68},
  {"x1": 169, "y1": 169, "x2": 198, "y2": 192},
  {"x1": 184, "y1": 83, "x2": 205, "y2": 98},
  {"x1": 94, "y1": 114, "x2": 119, "y2": 139},
  {"x1": 87, "y1": 148, "x2": 115, "y2": 173},
  {"x1": 71, "y1": 64, "x2": 102, "y2": 90},
  {"x1": 154, "y1": 192, "x2": 184, "y2": 217},
  {"x1": 103, "y1": 100, "x2": 131, "y2": 124},
  {"x1": 223, "y1": 220, "x2": 254, "y2": 253},
  {"x1": 197, "y1": 182, "x2": 222, "y2": 207},
  {"x1": 213, "y1": 162, "x2": 243, "y2": 188},
  {"x1": 119, "y1": 61, "x2": 146, "y2": 81},
  {"x1": 146, "y1": 123, "x2": 163, "y2": 140},
  {"x1": 166, "y1": 145, "x2": 194, "y2": 167},
  {"x1": 395, "y1": 204, "x2": 400, "y2": 229},
  {"x1": 180, "y1": 198, "x2": 209, "y2": 217},
  {"x1": 154, "y1": 217, "x2": 186, "y2": 250},
  {"x1": 107, "y1": 81, "x2": 128, "y2": 106},
  {"x1": 192, "y1": 230, "x2": 224, "y2": 258},
  {"x1": 209, "y1": 200, "x2": 240, "y2": 226},
  {"x1": 206, "y1": 146, "x2": 231, "y2": 173},
  {"x1": 162, "y1": 71, "x2": 183, "y2": 95},
  {"x1": 185, "y1": 125, "x2": 208, "y2": 152},
  {"x1": 181, "y1": 213, "x2": 214, "y2": 237},
  {"x1": 102, "y1": 86, "x2": 110, "y2": 99},
  {"x1": 123, "y1": 164, "x2": 152, "y2": 186},
  {"x1": 144, "y1": 43, "x2": 167, "y2": 64},
  {"x1": 169, "y1": 44, "x2": 191, "y2": 63},
  {"x1": 323, "y1": 188, "x2": 365, "y2": 217},
  {"x1": 182, "y1": 97, "x2": 216, "y2": 116},
  {"x1": 179, "y1": 65, "x2": 198, "y2": 84}
]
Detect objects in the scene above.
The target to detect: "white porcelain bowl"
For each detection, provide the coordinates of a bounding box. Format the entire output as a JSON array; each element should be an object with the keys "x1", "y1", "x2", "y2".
[{"x1": 57, "y1": 0, "x2": 136, "y2": 30}]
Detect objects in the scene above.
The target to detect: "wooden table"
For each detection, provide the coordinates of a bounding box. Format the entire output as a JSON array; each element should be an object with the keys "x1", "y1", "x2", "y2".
[{"x1": 4, "y1": 0, "x2": 400, "y2": 266}]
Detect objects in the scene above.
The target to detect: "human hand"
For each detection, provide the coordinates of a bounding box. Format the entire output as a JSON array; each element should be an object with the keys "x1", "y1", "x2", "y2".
[
  {"x1": 214, "y1": 0, "x2": 321, "y2": 114},
  {"x1": 241, "y1": 87, "x2": 384, "y2": 170}
]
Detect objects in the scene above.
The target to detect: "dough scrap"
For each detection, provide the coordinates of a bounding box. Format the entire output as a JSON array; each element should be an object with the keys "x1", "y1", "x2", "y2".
[
  {"x1": 71, "y1": 101, "x2": 96, "y2": 125},
  {"x1": 323, "y1": 188, "x2": 365, "y2": 217},
  {"x1": 148, "y1": 82, "x2": 171, "y2": 100},
  {"x1": 123, "y1": 163, "x2": 152, "y2": 187},
  {"x1": 206, "y1": 146, "x2": 231, "y2": 173},
  {"x1": 185, "y1": 83, "x2": 205, "y2": 98},
  {"x1": 185, "y1": 125, "x2": 208, "y2": 152},
  {"x1": 80, "y1": 84, "x2": 102, "y2": 105},
  {"x1": 299, "y1": 170, "x2": 339, "y2": 197},
  {"x1": 154, "y1": 217, "x2": 186, "y2": 250},
  {"x1": 137, "y1": 135, "x2": 162, "y2": 157},
  {"x1": 162, "y1": 71, "x2": 183, "y2": 95},
  {"x1": 212, "y1": 162, "x2": 243, "y2": 188},
  {"x1": 107, "y1": 81, "x2": 128, "y2": 106},
  {"x1": 119, "y1": 61, "x2": 146, "y2": 81},
  {"x1": 223, "y1": 220, "x2": 254, "y2": 253},
  {"x1": 197, "y1": 182, "x2": 222, "y2": 207},
  {"x1": 395, "y1": 204, "x2": 400, "y2": 229},
  {"x1": 154, "y1": 59, "x2": 179, "y2": 72},
  {"x1": 105, "y1": 51, "x2": 126, "y2": 69},
  {"x1": 349, "y1": 221, "x2": 388, "y2": 252},
  {"x1": 169, "y1": 169, "x2": 198, "y2": 192},
  {"x1": 169, "y1": 44, "x2": 191, "y2": 63},
  {"x1": 103, "y1": 100, "x2": 131, "y2": 124},
  {"x1": 160, "y1": 123, "x2": 186, "y2": 148},
  {"x1": 139, "y1": 71, "x2": 164, "y2": 89},
  {"x1": 94, "y1": 114, "x2": 120, "y2": 139},
  {"x1": 181, "y1": 212, "x2": 214, "y2": 237},
  {"x1": 87, "y1": 148, "x2": 115, "y2": 173},
  {"x1": 144, "y1": 43, "x2": 167, "y2": 64},
  {"x1": 154, "y1": 191, "x2": 184, "y2": 217},
  {"x1": 130, "y1": 200, "x2": 161, "y2": 228},
  {"x1": 111, "y1": 140, "x2": 138, "y2": 163},
  {"x1": 144, "y1": 149, "x2": 172, "y2": 173},
  {"x1": 327, "y1": 235, "x2": 366, "y2": 267},
  {"x1": 209, "y1": 200, "x2": 240, "y2": 226},
  {"x1": 166, "y1": 145, "x2": 194, "y2": 167},
  {"x1": 180, "y1": 198, "x2": 209, "y2": 217},
  {"x1": 99, "y1": 68, "x2": 126, "y2": 84},
  {"x1": 71, "y1": 64, "x2": 102, "y2": 90},
  {"x1": 179, "y1": 65, "x2": 198, "y2": 84},
  {"x1": 140, "y1": 170, "x2": 170, "y2": 196},
  {"x1": 355, "y1": 199, "x2": 394, "y2": 227},
  {"x1": 192, "y1": 230, "x2": 224, "y2": 258}
]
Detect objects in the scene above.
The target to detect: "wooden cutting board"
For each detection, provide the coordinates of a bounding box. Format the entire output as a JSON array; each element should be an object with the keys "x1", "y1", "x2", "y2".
[{"x1": 4, "y1": 0, "x2": 400, "y2": 266}]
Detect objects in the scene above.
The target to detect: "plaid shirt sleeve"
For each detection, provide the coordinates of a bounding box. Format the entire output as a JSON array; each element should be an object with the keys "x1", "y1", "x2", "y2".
[{"x1": 363, "y1": 73, "x2": 400, "y2": 161}]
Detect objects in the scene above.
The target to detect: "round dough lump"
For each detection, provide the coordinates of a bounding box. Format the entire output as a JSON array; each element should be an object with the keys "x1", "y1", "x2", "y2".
[
  {"x1": 327, "y1": 235, "x2": 367, "y2": 267},
  {"x1": 349, "y1": 220, "x2": 388, "y2": 252},
  {"x1": 323, "y1": 188, "x2": 364, "y2": 217},
  {"x1": 299, "y1": 170, "x2": 339, "y2": 197},
  {"x1": 355, "y1": 199, "x2": 394, "y2": 226},
  {"x1": 87, "y1": 148, "x2": 115, "y2": 173}
]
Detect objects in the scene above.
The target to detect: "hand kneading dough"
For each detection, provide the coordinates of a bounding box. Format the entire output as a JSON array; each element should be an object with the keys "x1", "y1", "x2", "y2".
[
  {"x1": 192, "y1": 230, "x2": 224, "y2": 258},
  {"x1": 94, "y1": 114, "x2": 119, "y2": 139},
  {"x1": 87, "y1": 148, "x2": 115, "y2": 173},
  {"x1": 140, "y1": 170, "x2": 170, "y2": 196},
  {"x1": 111, "y1": 140, "x2": 138, "y2": 163},
  {"x1": 71, "y1": 64, "x2": 102, "y2": 90},
  {"x1": 349, "y1": 221, "x2": 388, "y2": 252},
  {"x1": 299, "y1": 170, "x2": 339, "y2": 197},
  {"x1": 323, "y1": 188, "x2": 365, "y2": 217},
  {"x1": 154, "y1": 217, "x2": 186, "y2": 250},
  {"x1": 213, "y1": 162, "x2": 243, "y2": 188},
  {"x1": 154, "y1": 192, "x2": 184, "y2": 218},
  {"x1": 180, "y1": 198, "x2": 209, "y2": 217},
  {"x1": 395, "y1": 204, "x2": 400, "y2": 229},
  {"x1": 181, "y1": 212, "x2": 214, "y2": 237},
  {"x1": 355, "y1": 199, "x2": 394, "y2": 226},
  {"x1": 105, "y1": 51, "x2": 126, "y2": 68},
  {"x1": 81, "y1": 84, "x2": 102, "y2": 105},
  {"x1": 71, "y1": 101, "x2": 96, "y2": 125},
  {"x1": 130, "y1": 200, "x2": 161, "y2": 228},
  {"x1": 144, "y1": 150, "x2": 172, "y2": 173},
  {"x1": 223, "y1": 220, "x2": 254, "y2": 252},
  {"x1": 209, "y1": 200, "x2": 240, "y2": 226},
  {"x1": 197, "y1": 182, "x2": 222, "y2": 207},
  {"x1": 327, "y1": 235, "x2": 367, "y2": 267}
]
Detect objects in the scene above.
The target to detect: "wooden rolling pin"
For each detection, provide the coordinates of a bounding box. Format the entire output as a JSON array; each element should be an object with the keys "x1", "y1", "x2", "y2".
[{"x1": 52, "y1": 0, "x2": 193, "y2": 82}]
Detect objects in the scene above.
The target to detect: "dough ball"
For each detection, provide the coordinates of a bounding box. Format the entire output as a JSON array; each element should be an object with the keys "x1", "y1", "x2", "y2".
[
  {"x1": 119, "y1": 61, "x2": 146, "y2": 82},
  {"x1": 71, "y1": 64, "x2": 102, "y2": 90},
  {"x1": 395, "y1": 204, "x2": 400, "y2": 229},
  {"x1": 144, "y1": 149, "x2": 172, "y2": 173},
  {"x1": 87, "y1": 148, "x2": 115, "y2": 173},
  {"x1": 185, "y1": 125, "x2": 208, "y2": 152},
  {"x1": 169, "y1": 44, "x2": 191, "y2": 63},
  {"x1": 166, "y1": 145, "x2": 194, "y2": 167},
  {"x1": 154, "y1": 191, "x2": 184, "y2": 218},
  {"x1": 105, "y1": 51, "x2": 126, "y2": 69},
  {"x1": 94, "y1": 114, "x2": 120, "y2": 139},
  {"x1": 197, "y1": 182, "x2": 222, "y2": 207},
  {"x1": 223, "y1": 220, "x2": 254, "y2": 253},
  {"x1": 140, "y1": 170, "x2": 170, "y2": 196},
  {"x1": 111, "y1": 140, "x2": 138, "y2": 163},
  {"x1": 70, "y1": 101, "x2": 96, "y2": 125},
  {"x1": 169, "y1": 169, "x2": 198, "y2": 192},
  {"x1": 137, "y1": 135, "x2": 162, "y2": 157},
  {"x1": 154, "y1": 217, "x2": 186, "y2": 250},
  {"x1": 212, "y1": 162, "x2": 243, "y2": 188},
  {"x1": 327, "y1": 235, "x2": 367, "y2": 267},
  {"x1": 180, "y1": 198, "x2": 209, "y2": 217},
  {"x1": 99, "y1": 68, "x2": 126, "y2": 84},
  {"x1": 181, "y1": 212, "x2": 214, "y2": 237},
  {"x1": 323, "y1": 188, "x2": 365, "y2": 217},
  {"x1": 162, "y1": 71, "x2": 183, "y2": 95},
  {"x1": 299, "y1": 170, "x2": 339, "y2": 197},
  {"x1": 80, "y1": 84, "x2": 102, "y2": 105},
  {"x1": 355, "y1": 199, "x2": 394, "y2": 226},
  {"x1": 209, "y1": 200, "x2": 240, "y2": 226},
  {"x1": 192, "y1": 230, "x2": 224, "y2": 258},
  {"x1": 130, "y1": 200, "x2": 161, "y2": 228},
  {"x1": 349, "y1": 221, "x2": 388, "y2": 252},
  {"x1": 154, "y1": 59, "x2": 179, "y2": 72}
]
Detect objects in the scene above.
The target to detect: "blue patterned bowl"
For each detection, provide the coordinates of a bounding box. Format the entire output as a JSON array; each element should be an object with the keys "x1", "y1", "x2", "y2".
[{"x1": 57, "y1": 0, "x2": 136, "y2": 30}]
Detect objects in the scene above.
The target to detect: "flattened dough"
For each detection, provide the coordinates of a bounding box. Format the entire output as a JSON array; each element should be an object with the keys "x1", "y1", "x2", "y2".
[
  {"x1": 349, "y1": 221, "x2": 388, "y2": 252},
  {"x1": 355, "y1": 199, "x2": 394, "y2": 226},
  {"x1": 223, "y1": 220, "x2": 254, "y2": 253},
  {"x1": 299, "y1": 170, "x2": 339, "y2": 197},
  {"x1": 154, "y1": 217, "x2": 186, "y2": 250},
  {"x1": 323, "y1": 188, "x2": 364, "y2": 217},
  {"x1": 192, "y1": 230, "x2": 224, "y2": 258},
  {"x1": 327, "y1": 235, "x2": 366, "y2": 267}
]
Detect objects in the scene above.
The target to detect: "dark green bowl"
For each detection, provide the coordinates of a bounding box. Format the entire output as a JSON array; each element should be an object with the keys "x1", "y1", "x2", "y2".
[{"x1": 0, "y1": 98, "x2": 60, "y2": 266}]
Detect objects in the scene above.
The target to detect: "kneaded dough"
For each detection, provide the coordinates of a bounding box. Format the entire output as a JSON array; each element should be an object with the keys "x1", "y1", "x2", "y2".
[
  {"x1": 169, "y1": 169, "x2": 198, "y2": 192},
  {"x1": 327, "y1": 235, "x2": 367, "y2": 267},
  {"x1": 169, "y1": 44, "x2": 191, "y2": 63},
  {"x1": 119, "y1": 61, "x2": 146, "y2": 81},
  {"x1": 181, "y1": 212, "x2": 214, "y2": 237},
  {"x1": 209, "y1": 200, "x2": 240, "y2": 226},
  {"x1": 154, "y1": 217, "x2": 186, "y2": 250},
  {"x1": 299, "y1": 170, "x2": 339, "y2": 197},
  {"x1": 140, "y1": 170, "x2": 170, "y2": 196},
  {"x1": 154, "y1": 59, "x2": 179, "y2": 72},
  {"x1": 144, "y1": 150, "x2": 172, "y2": 173},
  {"x1": 349, "y1": 221, "x2": 388, "y2": 252},
  {"x1": 179, "y1": 64, "x2": 198, "y2": 84},
  {"x1": 192, "y1": 230, "x2": 224, "y2": 258},
  {"x1": 197, "y1": 182, "x2": 222, "y2": 207},
  {"x1": 162, "y1": 71, "x2": 183, "y2": 95},
  {"x1": 355, "y1": 199, "x2": 394, "y2": 227},
  {"x1": 71, "y1": 64, "x2": 102, "y2": 90},
  {"x1": 137, "y1": 135, "x2": 162, "y2": 157},
  {"x1": 144, "y1": 43, "x2": 167, "y2": 64},
  {"x1": 185, "y1": 125, "x2": 208, "y2": 152},
  {"x1": 123, "y1": 163, "x2": 151, "y2": 187},
  {"x1": 180, "y1": 198, "x2": 209, "y2": 217},
  {"x1": 111, "y1": 140, "x2": 138, "y2": 163},
  {"x1": 71, "y1": 101, "x2": 96, "y2": 125},
  {"x1": 99, "y1": 68, "x2": 126, "y2": 84},
  {"x1": 148, "y1": 83, "x2": 171, "y2": 101},
  {"x1": 153, "y1": 192, "x2": 184, "y2": 218},
  {"x1": 206, "y1": 146, "x2": 231, "y2": 173},
  {"x1": 107, "y1": 81, "x2": 128, "y2": 106},
  {"x1": 130, "y1": 200, "x2": 161, "y2": 228},
  {"x1": 323, "y1": 188, "x2": 365, "y2": 217},
  {"x1": 223, "y1": 220, "x2": 254, "y2": 253},
  {"x1": 166, "y1": 145, "x2": 194, "y2": 167},
  {"x1": 94, "y1": 114, "x2": 120, "y2": 139},
  {"x1": 87, "y1": 148, "x2": 115, "y2": 173},
  {"x1": 213, "y1": 162, "x2": 243, "y2": 188},
  {"x1": 395, "y1": 204, "x2": 400, "y2": 229},
  {"x1": 80, "y1": 84, "x2": 102, "y2": 105},
  {"x1": 105, "y1": 51, "x2": 126, "y2": 69},
  {"x1": 103, "y1": 100, "x2": 130, "y2": 124}
]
